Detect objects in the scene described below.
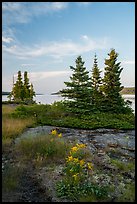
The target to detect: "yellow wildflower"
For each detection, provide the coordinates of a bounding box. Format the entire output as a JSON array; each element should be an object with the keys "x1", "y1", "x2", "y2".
[
  {"x1": 51, "y1": 129, "x2": 57, "y2": 135},
  {"x1": 66, "y1": 156, "x2": 73, "y2": 162},
  {"x1": 71, "y1": 146, "x2": 79, "y2": 152},
  {"x1": 78, "y1": 144, "x2": 86, "y2": 148},
  {"x1": 79, "y1": 159, "x2": 85, "y2": 166},
  {"x1": 76, "y1": 143, "x2": 86, "y2": 148},
  {"x1": 73, "y1": 158, "x2": 79, "y2": 163},
  {"x1": 87, "y1": 162, "x2": 93, "y2": 170},
  {"x1": 58, "y1": 133, "x2": 62, "y2": 138}
]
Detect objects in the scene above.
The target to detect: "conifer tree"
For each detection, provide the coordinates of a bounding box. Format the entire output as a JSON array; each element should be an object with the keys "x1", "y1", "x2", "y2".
[
  {"x1": 8, "y1": 71, "x2": 35, "y2": 104},
  {"x1": 91, "y1": 54, "x2": 103, "y2": 111},
  {"x1": 30, "y1": 83, "x2": 35, "y2": 100},
  {"x1": 60, "y1": 56, "x2": 93, "y2": 114},
  {"x1": 13, "y1": 71, "x2": 24, "y2": 101},
  {"x1": 23, "y1": 71, "x2": 30, "y2": 100},
  {"x1": 101, "y1": 49, "x2": 131, "y2": 113}
]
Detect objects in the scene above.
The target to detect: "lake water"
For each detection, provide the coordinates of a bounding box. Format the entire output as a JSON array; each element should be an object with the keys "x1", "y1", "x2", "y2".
[{"x1": 2, "y1": 94, "x2": 135, "y2": 113}]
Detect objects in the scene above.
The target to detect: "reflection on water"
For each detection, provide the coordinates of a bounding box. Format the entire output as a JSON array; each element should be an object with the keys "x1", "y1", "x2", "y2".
[{"x1": 2, "y1": 94, "x2": 135, "y2": 113}]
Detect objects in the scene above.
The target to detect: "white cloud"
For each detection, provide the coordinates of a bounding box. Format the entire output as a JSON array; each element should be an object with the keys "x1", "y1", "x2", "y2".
[
  {"x1": 81, "y1": 35, "x2": 89, "y2": 40},
  {"x1": 2, "y1": 71, "x2": 72, "y2": 93},
  {"x1": 77, "y1": 2, "x2": 92, "y2": 6},
  {"x1": 51, "y1": 2, "x2": 68, "y2": 10},
  {"x1": 3, "y1": 36, "x2": 109, "y2": 59},
  {"x1": 2, "y1": 2, "x2": 68, "y2": 25},
  {"x1": 29, "y1": 71, "x2": 72, "y2": 81},
  {"x1": 2, "y1": 36, "x2": 13, "y2": 43}
]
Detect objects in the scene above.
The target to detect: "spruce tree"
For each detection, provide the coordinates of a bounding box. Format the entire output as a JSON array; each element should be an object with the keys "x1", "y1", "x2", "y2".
[
  {"x1": 60, "y1": 56, "x2": 92, "y2": 115},
  {"x1": 91, "y1": 54, "x2": 103, "y2": 111},
  {"x1": 29, "y1": 83, "x2": 35, "y2": 101},
  {"x1": 8, "y1": 71, "x2": 35, "y2": 104},
  {"x1": 101, "y1": 49, "x2": 131, "y2": 113},
  {"x1": 23, "y1": 71, "x2": 30, "y2": 100},
  {"x1": 13, "y1": 71, "x2": 24, "y2": 101}
]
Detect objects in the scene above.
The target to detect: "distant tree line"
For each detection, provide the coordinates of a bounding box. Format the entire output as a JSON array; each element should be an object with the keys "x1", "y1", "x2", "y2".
[
  {"x1": 60, "y1": 49, "x2": 133, "y2": 114},
  {"x1": 8, "y1": 71, "x2": 35, "y2": 104}
]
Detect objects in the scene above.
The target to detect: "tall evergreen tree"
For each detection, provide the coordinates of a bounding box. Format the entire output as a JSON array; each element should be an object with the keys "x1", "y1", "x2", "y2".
[
  {"x1": 8, "y1": 71, "x2": 35, "y2": 104},
  {"x1": 13, "y1": 71, "x2": 24, "y2": 101},
  {"x1": 101, "y1": 49, "x2": 131, "y2": 113},
  {"x1": 91, "y1": 54, "x2": 102, "y2": 91},
  {"x1": 60, "y1": 56, "x2": 93, "y2": 115},
  {"x1": 91, "y1": 54, "x2": 103, "y2": 111},
  {"x1": 29, "y1": 83, "x2": 36, "y2": 100},
  {"x1": 23, "y1": 71, "x2": 30, "y2": 100}
]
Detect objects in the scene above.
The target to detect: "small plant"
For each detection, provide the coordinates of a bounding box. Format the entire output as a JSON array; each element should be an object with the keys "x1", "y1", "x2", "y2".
[
  {"x1": 64, "y1": 143, "x2": 93, "y2": 183},
  {"x1": 14, "y1": 132, "x2": 71, "y2": 166},
  {"x1": 56, "y1": 143, "x2": 108, "y2": 201}
]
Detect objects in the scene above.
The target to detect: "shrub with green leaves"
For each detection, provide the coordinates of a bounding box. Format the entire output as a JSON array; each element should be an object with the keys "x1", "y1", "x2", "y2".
[{"x1": 56, "y1": 143, "x2": 108, "y2": 201}]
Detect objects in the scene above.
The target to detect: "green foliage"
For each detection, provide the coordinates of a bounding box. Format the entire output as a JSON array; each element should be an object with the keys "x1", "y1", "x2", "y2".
[
  {"x1": 116, "y1": 183, "x2": 135, "y2": 202},
  {"x1": 91, "y1": 54, "x2": 104, "y2": 111},
  {"x1": 12, "y1": 103, "x2": 135, "y2": 129},
  {"x1": 59, "y1": 50, "x2": 133, "y2": 115},
  {"x1": 60, "y1": 56, "x2": 93, "y2": 115},
  {"x1": 8, "y1": 71, "x2": 35, "y2": 104},
  {"x1": 56, "y1": 142, "x2": 107, "y2": 201},
  {"x1": 101, "y1": 49, "x2": 132, "y2": 113},
  {"x1": 56, "y1": 180, "x2": 108, "y2": 201}
]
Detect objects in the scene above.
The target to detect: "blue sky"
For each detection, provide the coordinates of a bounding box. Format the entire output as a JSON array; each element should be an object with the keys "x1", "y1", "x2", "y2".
[{"x1": 2, "y1": 2, "x2": 135, "y2": 94}]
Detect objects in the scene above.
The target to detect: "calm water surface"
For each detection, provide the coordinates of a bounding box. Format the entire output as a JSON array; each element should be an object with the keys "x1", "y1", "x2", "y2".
[{"x1": 2, "y1": 94, "x2": 135, "y2": 113}]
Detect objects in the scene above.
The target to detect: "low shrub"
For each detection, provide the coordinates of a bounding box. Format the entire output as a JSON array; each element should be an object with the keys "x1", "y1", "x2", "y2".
[
  {"x1": 56, "y1": 143, "x2": 108, "y2": 201},
  {"x1": 11, "y1": 103, "x2": 135, "y2": 129}
]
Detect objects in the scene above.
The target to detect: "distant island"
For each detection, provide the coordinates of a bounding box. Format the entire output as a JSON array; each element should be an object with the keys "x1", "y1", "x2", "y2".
[
  {"x1": 51, "y1": 91, "x2": 61, "y2": 95},
  {"x1": 120, "y1": 87, "x2": 135, "y2": 95},
  {"x1": 2, "y1": 92, "x2": 10, "y2": 95},
  {"x1": 2, "y1": 91, "x2": 44, "y2": 95},
  {"x1": 2, "y1": 87, "x2": 135, "y2": 96},
  {"x1": 51, "y1": 87, "x2": 135, "y2": 95}
]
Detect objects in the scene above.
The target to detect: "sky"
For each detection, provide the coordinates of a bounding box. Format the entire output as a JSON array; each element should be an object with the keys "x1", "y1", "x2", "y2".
[{"x1": 2, "y1": 2, "x2": 135, "y2": 94}]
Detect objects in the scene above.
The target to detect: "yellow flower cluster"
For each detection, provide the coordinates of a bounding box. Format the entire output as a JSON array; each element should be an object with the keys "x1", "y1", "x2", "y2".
[
  {"x1": 65, "y1": 144, "x2": 93, "y2": 184},
  {"x1": 66, "y1": 156, "x2": 85, "y2": 167},
  {"x1": 65, "y1": 143, "x2": 93, "y2": 183},
  {"x1": 51, "y1": 129, "x2": 62, "y2": 138},
  {"x1": 76, "y1": 143, "x2": 86, "y2": 148},
  {"x1": 70, "y1": 143, "x2": 86, "y2": 154}
]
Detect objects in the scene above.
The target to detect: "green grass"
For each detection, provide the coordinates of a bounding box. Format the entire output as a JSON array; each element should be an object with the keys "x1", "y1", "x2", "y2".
[
  {"x1": 14, "y1": 134, "x2": 72, "y2": 166},
  {"x1": 110, "y1": 159, "x2": 135, "y2": 172},
  {"x1": 2, "y1": 104, "x2": 35, "y2": 153},
  {"x1": 2, "y1": 164, "x2": 23, "y2": 192}
]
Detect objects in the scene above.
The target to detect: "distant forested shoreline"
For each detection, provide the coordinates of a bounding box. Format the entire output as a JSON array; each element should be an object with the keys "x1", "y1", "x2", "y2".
[
  {"x1": 120, "y1": 87, "x2": 135, "y2": 95},
  {"x1": 2, "y1": 92, "x2": 43, "y2": 96},
  {"x1": 2, "y1": 87, "x2": 135, "y2": 96}
]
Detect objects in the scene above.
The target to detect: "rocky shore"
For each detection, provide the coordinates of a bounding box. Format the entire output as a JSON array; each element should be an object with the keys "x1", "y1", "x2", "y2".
[{"x1": 2, "y1": 126, "x2": 135, "y2": 202}]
